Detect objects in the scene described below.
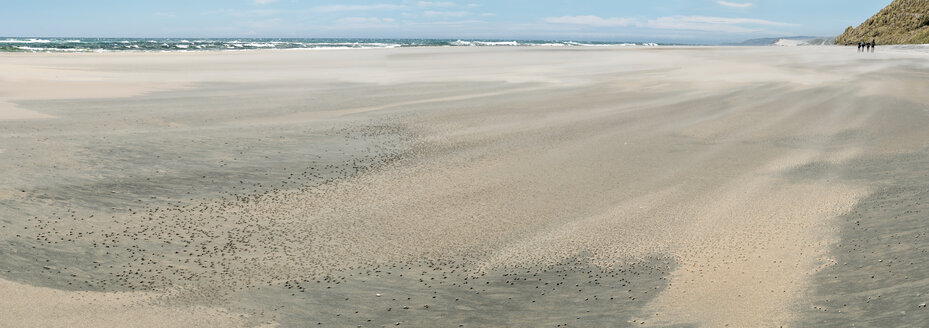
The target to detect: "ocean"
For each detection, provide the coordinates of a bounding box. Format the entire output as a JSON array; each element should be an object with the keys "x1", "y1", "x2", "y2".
[{"x1": 0, "y1": 37, "x2": 662, "y2": 52}]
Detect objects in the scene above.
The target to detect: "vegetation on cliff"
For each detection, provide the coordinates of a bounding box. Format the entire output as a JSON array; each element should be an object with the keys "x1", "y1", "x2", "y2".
[{"x1": 835, "y1": 0, "x2": 929, "y2": 45}]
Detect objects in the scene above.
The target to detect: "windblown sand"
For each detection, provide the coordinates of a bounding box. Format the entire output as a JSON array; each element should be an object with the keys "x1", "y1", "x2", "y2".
[{"x1": 2, "y1": 47, "x2": 929, "y2": 327}]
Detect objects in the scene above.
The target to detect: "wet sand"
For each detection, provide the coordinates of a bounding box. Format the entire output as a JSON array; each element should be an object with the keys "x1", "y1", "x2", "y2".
[{"x1": 2, "y1": 47, "x2": 929, "y2": 327}]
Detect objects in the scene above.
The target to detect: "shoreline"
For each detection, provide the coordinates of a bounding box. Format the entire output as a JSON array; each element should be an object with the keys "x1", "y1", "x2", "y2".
[{"x1": 4, "y1": 43, "x2": 929, "y2": 58}]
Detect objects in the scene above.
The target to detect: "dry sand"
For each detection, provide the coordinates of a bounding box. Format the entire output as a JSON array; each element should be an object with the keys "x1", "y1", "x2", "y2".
[{"x1": 2, "y1": 46, "x2": 929, "y2": 327}]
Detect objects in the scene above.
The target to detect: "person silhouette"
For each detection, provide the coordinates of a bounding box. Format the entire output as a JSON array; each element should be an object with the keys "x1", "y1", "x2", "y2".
[
  {"x1": 857, "y1": 42, "x2": 862, "y2": 52},
  {"x1": 871, "y1": 39, "x2": 876, "y2": 53}
]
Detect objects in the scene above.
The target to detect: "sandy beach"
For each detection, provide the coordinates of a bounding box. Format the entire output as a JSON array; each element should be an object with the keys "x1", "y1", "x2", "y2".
[{"x1": 2, "y1": 46, "x2": 929, "y2": 327}]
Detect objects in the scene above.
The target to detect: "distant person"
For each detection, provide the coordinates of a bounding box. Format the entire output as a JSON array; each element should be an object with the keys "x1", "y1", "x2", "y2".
[
  {"x1": 871, "y1": 39, "x2": 876, "y2": 53},
  {"x1": 857, "y1": 42, "x2": 862, "y2": 52}
]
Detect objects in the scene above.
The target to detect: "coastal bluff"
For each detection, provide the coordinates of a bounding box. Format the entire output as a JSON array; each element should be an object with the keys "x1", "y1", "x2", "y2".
[{"x1": 836, "y1": 0, "x2": 929, "y2": 45}]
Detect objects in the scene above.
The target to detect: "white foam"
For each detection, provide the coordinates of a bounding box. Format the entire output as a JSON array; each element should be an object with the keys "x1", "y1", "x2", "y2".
[
  {"x1": 473, "y1": 41, "x2": 519, "y2": 46},
  {"x1": 563, "y1": 42, "x2": 626, "y2": 47},
  {"x1": 14, "y1": 46, "x2": 88, "y2": 52},
  {"x1": 1, "y1": 38, "x2": 52, "y2": 43}
]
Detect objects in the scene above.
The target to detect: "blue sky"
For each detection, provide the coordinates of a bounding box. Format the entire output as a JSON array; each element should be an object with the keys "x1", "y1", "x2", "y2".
[{"x1": 0, "y1": 0, "x2": 890, "y2": 43}]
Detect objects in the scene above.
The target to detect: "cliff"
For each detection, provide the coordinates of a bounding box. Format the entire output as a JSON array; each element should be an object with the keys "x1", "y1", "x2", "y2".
[{"x1": 835, "y1": 0, "x2": 929, "y2": 45}]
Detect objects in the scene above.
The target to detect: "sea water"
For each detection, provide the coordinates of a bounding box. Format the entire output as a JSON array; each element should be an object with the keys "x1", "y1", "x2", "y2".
[{"x1": 0, "y1": 37, "x2": 663, "y2": 52}]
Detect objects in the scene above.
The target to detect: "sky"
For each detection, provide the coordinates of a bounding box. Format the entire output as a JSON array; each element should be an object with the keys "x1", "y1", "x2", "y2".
[{"x1": 0, "y1": 0, "x2": 891, "y2": 43}]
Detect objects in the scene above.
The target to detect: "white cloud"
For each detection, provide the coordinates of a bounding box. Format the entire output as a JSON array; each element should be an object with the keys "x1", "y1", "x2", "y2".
[
  {"x1": 247, "y1": 18, "x2": 281, "y2": 29},
  {"x1": 153, "y1": 12, "x2": 177, "y2": 19},
  {"x1": 544, "y1": 14, "x2": 796, "y2": 34},
  {"x1": 645, "y1": 16, "x2": 795, "y2": 33},
  {"x1": 331, "y1": 16, "x2": 399, "y2": 29},
  {"x1": 408, "y1": 19, "x2": 486, "y2": 26},
  {"x1": 717, "y1": 1, "x2": 753, "y2": 8},
  {"x1": 544, "y1": 15, "x2": 636, "y2": 27},
  {"x1": 646, "y1": 16, "x2": 753, "y2": 33},
  {"x1": 309, "y1": 4, "x2": 406, "y2": 12},
  {"x1": 665, "y1": 16, "x2": 795, "y2": 27},
  {"x1": 338, "y1": 17, "x2": 396, "y2": 24},
  {"x1": 253, "y1": 0, "x2": 278, "y2": 4},
  {"x1": 417, "y1": 1, "x2": 455, "y2": 7},
  {"x1": 223, "y1": 9, "x2": 281, "y2": 17},
  {"x1": 424, "y1": 11, "x2": 470, "y2": 17}
]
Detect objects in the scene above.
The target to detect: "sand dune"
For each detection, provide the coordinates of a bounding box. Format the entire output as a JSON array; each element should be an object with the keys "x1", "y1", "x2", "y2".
[{"x1": 2, "y1": 47, "x2": 929, "y2": 327}]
